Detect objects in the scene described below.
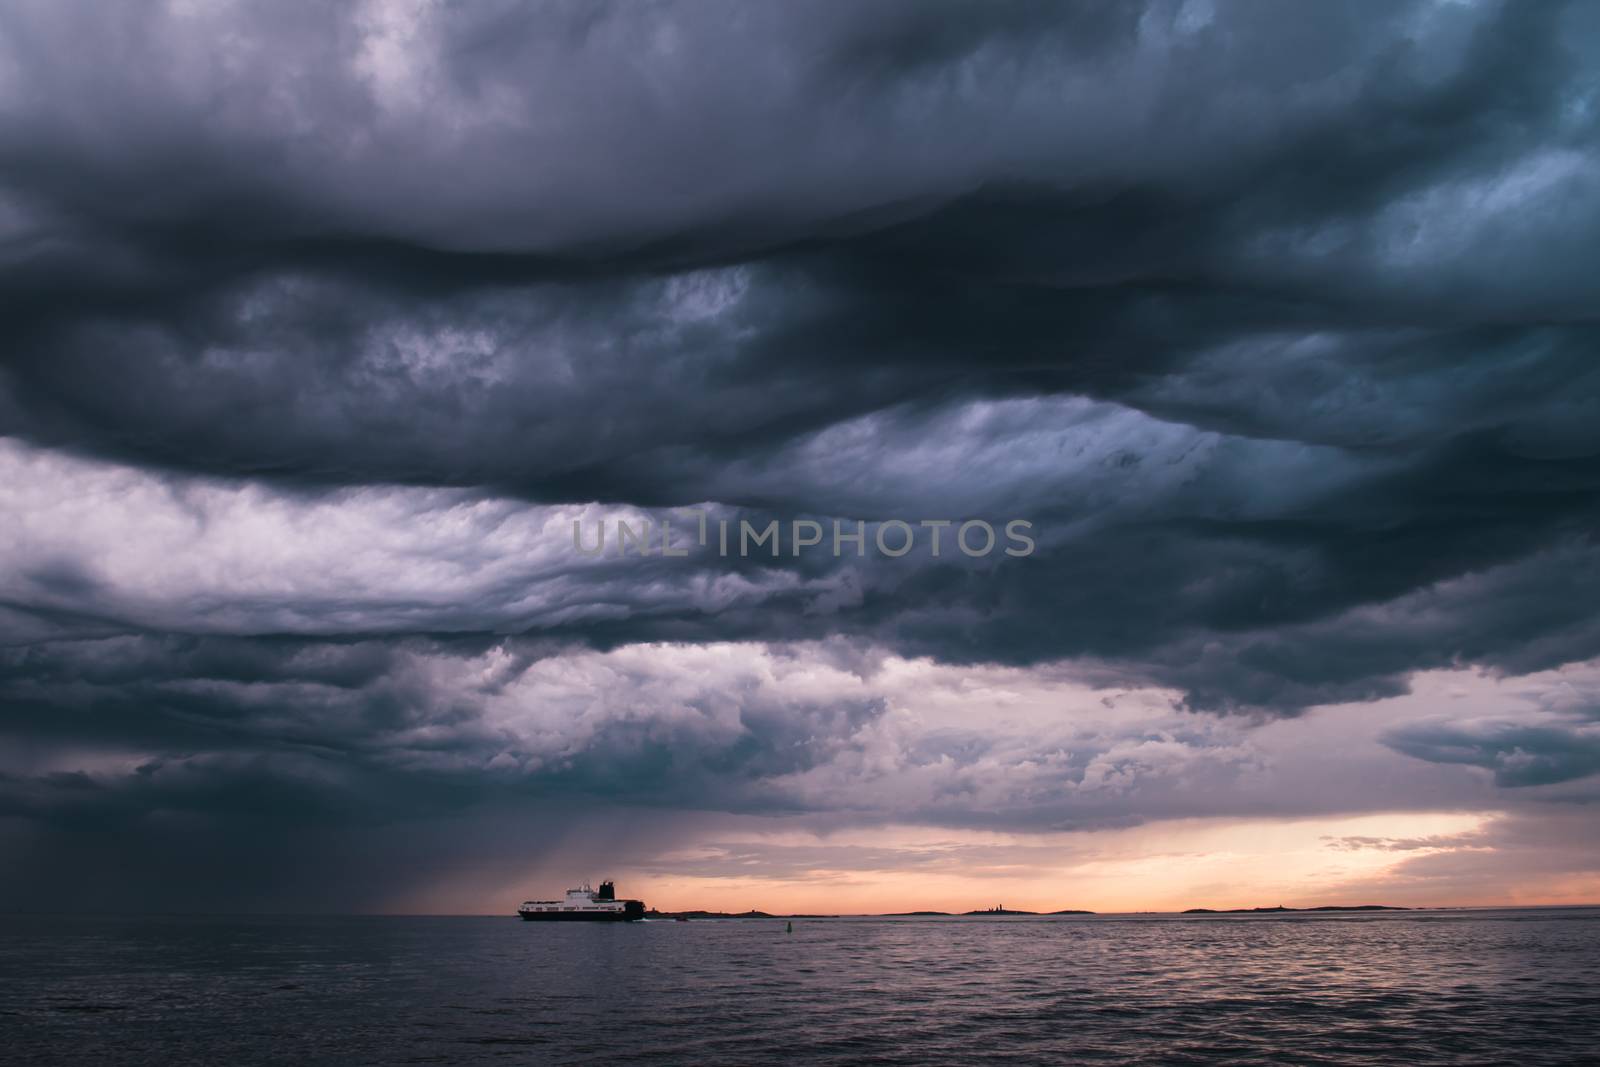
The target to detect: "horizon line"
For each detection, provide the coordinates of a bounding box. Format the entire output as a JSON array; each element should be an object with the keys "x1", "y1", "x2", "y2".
[{"x1": 8, "y1": 902, "x2": 1600, "y2": 920}]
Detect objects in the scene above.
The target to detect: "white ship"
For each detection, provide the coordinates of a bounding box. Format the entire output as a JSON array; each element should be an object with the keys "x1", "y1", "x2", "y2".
[{"x1": 517, "y1": 880, "x2": 645, "y2": 922}]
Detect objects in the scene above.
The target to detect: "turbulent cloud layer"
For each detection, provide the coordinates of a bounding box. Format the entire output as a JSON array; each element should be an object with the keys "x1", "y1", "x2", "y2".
[{"x1": 2, "y1": 0, "x2": 1599, "y2": 910}]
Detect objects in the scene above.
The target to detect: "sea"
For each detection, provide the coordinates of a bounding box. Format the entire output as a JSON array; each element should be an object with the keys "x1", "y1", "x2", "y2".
[{"x1": 3, "y1": 908, "x2": 1597, "y2": 1065}]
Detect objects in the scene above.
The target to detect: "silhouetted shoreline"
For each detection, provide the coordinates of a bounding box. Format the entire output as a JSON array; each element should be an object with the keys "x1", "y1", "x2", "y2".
[
  {"x1": 1181, "y1": 905, "x2": 1409, "y2": 914},
  {"x1": 641, "y1": 904, "x2": 1410, "y2": 919}
]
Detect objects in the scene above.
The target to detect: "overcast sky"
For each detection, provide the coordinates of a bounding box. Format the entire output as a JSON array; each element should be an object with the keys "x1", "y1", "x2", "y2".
[{"x1": 2, "y1": 0, "x2": 1599, "y2": 913}]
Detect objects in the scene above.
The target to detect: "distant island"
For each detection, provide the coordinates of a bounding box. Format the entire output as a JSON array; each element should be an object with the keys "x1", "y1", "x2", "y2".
[
  {"x1": 647, "y1": 907, "x2": 1096, "y2": 919},
  {"x1": 1181, "y1": 905, "x2": 1408, "y2": 914},
  {"x1": 637, "y1": 904, "x2": 1408, "y2": 920},
  {"x1": 645, "y1": 909, "x2": 837, "y2": 920},
  {"x1": 885, "y1": 909, "x2": 1097, "y2": 916},
  {"x1": 957, "y1": 908, "x2": 1096, "y2": 916},
  {"x1": 964, "y1": 907, "x2": 1035, "y2": 916}
]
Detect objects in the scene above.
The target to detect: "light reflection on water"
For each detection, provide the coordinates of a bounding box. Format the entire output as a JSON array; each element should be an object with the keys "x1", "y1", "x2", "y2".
[{"x1": 3, "y1": 909, "x2": 1597, "y2": 1065}]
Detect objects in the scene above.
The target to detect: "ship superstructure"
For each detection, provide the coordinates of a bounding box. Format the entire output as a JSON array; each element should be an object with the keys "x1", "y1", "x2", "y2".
[{"x1": 517, "y1": 880, "x2": 645, "y2": 921}]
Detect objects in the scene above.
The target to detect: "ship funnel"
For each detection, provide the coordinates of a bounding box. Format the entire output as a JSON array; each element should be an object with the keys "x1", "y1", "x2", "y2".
[{"x1": 597, "y1": 881, "x2": 616, "y2": 901}]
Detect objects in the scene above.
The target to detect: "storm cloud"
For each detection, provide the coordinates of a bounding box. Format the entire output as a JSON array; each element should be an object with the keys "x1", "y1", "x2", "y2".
[{"x1": 2, "y1": 0, "x2": 1599, "y2": 910}]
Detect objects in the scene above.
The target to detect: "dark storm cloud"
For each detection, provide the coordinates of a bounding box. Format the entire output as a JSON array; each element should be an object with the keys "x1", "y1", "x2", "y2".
[
  {"x1": 0, "y1": 631, "x2": 1298, "y2": 900},
  {"x1": 7, "y1": 0, "x2": 1575, "y2": 259},
  {"x1": 2, "y1": 0, "x2": 1596, "y2": 701},
  {"x1": 0, "y1": 634, "x2": 882, "y2": 905},
  {"x1": 1384, "y1": 713, "x2": 1600, "y2": 788},
  {"x1": 1380, "y1": 667, "x2": 1600, "y2": 790},
  {"x1": 3, "y1": 0, "x2": 1600, "y2": 907},
  {"x1": 0, "y1": 635, "x2": 889, "y2": 820}
]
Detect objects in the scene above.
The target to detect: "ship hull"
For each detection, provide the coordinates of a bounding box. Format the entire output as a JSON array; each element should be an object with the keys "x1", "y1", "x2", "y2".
[
  {"x1": 518, "y1": 882, "x2": 645, "y2": 921},
  {"x1": 518, "y1": 900, "x2": 645, "y2": 922}
]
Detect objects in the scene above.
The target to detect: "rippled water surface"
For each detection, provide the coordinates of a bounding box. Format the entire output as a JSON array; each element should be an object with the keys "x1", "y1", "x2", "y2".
[{"x1": 4, "y1": 909, "x2": 1597, "y2": 1065}]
